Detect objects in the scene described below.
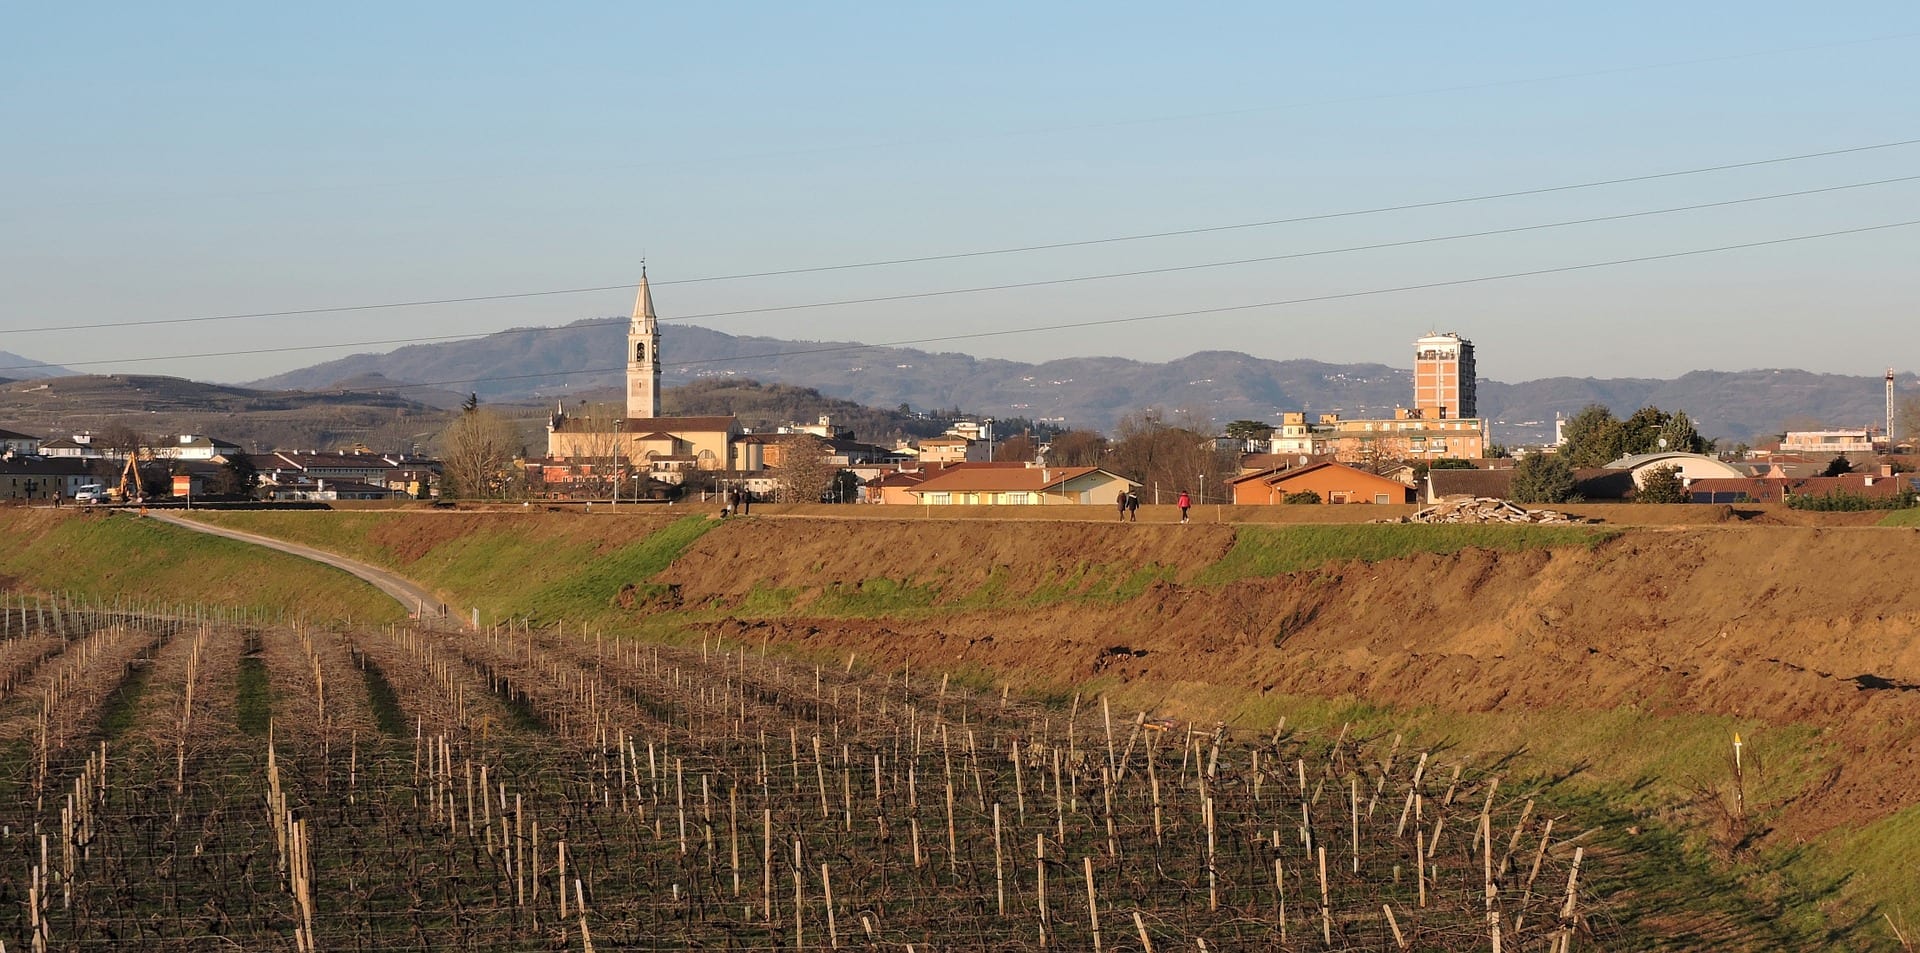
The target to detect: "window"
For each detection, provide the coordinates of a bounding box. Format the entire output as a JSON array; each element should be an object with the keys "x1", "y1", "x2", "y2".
[{"x1": 1374, "y1": 493, "x2": 1391, "y2": 504}]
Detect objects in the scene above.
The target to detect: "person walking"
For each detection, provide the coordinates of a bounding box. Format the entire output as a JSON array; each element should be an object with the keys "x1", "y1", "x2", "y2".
[
  {"x1": 1177, "y1": 490, "x2": 1191, "y2": 523},
  {"x1": 1118, "y1": 492, "x2": 1130, "y2": 521},
  {"x1": 1125, "y1": 490, "x2": 1140, "y2": 521}
]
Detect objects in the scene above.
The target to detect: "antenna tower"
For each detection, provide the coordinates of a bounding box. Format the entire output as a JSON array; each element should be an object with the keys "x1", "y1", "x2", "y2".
[{"x1": 1887, "y1": 369, "x2": 1898, "y2": 450}]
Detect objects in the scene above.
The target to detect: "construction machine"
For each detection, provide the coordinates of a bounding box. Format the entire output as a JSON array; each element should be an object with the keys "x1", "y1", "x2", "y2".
[{"x1": 110, "y1": 454, "x2": 147, "y2": 503}]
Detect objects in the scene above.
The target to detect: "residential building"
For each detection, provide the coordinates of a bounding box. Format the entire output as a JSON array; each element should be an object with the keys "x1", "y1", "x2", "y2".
[
  {"x1": 149, "y1": 434, "x2": 245, "y2": 461},
  {"x1": 1413, "y1": 332, "x2": 1476, "y2": 420},
  {"x1": 0, "y1": 428, "x2": 42, "y2": 456},
  {"x1": 38, "y1": 433, "x2": 112, "y2": 459},
  {"x1": 1687, "y1": 472, "x2": 1919, "y2": 505},
  {"x1": 0, "y1": 457, "x2": 97, "y2": 501},
  {"x1": 915, "y1": 435, "x2": 987, "y2": 464},
  {"x1": 1229, "y1": 461, "x2": 1414, "y2": 505},
  {"x1": 1604, "y1": 452, "x2": 1747, "y2": 487},
  {"x1": 905, "y1": 463, "x2": 1136, "y2": 506},
  {"x1": 1781, "y1": 430, "x2": 1877, "y2": 455},
  {"x1": 1320, "y1": 411, "x2": 1488, "y2": 461}
]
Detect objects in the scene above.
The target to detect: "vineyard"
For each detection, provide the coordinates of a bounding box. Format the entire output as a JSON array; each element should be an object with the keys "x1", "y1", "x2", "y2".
[{"x1": 0, "y1": 595, "x2": 1615, "y2": 952}]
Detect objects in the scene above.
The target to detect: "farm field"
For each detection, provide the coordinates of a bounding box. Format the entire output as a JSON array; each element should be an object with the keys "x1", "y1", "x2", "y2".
[
  {"x1": 0, "y1": 597, "x2": 1672, "y2": 951},
  {"x1": 3, "y1": 507, "x2": 1918, "y2": 947}
]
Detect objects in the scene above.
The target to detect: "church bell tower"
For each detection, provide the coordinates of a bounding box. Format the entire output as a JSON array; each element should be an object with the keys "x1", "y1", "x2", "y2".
[{"x1": 627, "y1": 268, "x2": 661, "y2": 419}]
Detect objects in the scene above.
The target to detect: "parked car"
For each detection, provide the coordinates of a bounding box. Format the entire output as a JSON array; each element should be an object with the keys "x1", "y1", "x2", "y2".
[{"x1": 73, "y1": 484, "x2": 107, "y2": 504}]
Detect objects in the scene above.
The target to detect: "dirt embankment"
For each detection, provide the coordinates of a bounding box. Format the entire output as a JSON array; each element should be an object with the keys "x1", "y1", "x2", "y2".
[{"x1": 665, "y1": 519, "x2": 1920, "y2": 842}]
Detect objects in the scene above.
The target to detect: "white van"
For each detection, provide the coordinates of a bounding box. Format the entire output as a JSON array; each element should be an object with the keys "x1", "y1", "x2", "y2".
[{"x1": 73, "y1": 484, "x2": 107, "y2": 504}]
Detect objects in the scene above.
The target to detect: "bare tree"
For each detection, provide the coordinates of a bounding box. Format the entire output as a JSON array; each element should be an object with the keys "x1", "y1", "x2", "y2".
[
  {"x1": 440, "y1": 408, "x2": 521, "y2": 499},
  {"x1": 1046, "y1": 430, "x2": 1109, "y2": 468},
  {"x1": 994, "y1": 433, "x2": 1038, "y2": 463},
  {"x1": 777, "y1": 433, "x2": 835, "y2": 503},
  {"x1": 1107, "y1": 408, "x2": 1236, "y2": 503}
]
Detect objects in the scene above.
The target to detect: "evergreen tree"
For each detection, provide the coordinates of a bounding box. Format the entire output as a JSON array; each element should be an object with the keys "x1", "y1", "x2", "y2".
[
  {"x1": 1510, "y1": 452, "x2": 1577, "y2": 504},
  {"x1": 1559, "y1": 405, "x2": 1624, "y2": 468},
  {"x1": 1636, "y1": 465, "x2": 1688, "y2": 503}
]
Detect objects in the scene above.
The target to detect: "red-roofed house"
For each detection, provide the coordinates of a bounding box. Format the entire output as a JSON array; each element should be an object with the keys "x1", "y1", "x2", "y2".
[
  {"x1": 905, "y1": 464, "x2": 1136, "y2": 506},
  {"x1": 1230, "y1": 461, "x2": 1415, "y2": 505}
]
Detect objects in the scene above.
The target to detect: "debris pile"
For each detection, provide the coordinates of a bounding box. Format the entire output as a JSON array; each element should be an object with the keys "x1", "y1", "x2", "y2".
[{"x1": 1378, "y1": 497, "x2": 1587, "y2": 524}]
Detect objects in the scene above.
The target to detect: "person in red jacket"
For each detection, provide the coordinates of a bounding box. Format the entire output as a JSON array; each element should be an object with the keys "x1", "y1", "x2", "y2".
[{"x1": 1177, "y1": 490, "x2": 1191, "y2": 523}]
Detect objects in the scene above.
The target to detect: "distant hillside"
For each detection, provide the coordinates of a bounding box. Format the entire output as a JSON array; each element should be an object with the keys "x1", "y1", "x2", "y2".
[
  {"x1": 0, "y1": 374, "x2": 458, "y2": 454},
  {"x1": 0, "y1": 350, "x2": 75, "y2": 380},
  {"x1": 248, "y1": 320, "x2": 1910, "y2": 443}
]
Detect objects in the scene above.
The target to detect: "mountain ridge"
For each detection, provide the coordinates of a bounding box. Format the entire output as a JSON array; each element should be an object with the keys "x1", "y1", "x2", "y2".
[{"x1": 240, "y1": 319, "x2": 1910, "y2": 443}]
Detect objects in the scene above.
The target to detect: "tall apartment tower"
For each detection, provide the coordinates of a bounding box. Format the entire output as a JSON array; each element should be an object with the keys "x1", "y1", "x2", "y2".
[
  {"x1": 626, "y1": 269, "x2": 661, "y2": 419},
  {"x1": 1413, "y1": 332, "x2": 1476, "y2": 420}
]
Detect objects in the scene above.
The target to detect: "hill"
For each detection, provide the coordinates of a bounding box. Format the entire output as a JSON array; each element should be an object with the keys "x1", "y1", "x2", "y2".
[
  {"x1": 247, "y1": 319, "x2": 1910, "y2": 443},
  {"x1": 0, "y1": 374, "x2": 459, "y2": 453},
  {"x1": 0, "y1": 349, "x2": 75, "y2": 380}
]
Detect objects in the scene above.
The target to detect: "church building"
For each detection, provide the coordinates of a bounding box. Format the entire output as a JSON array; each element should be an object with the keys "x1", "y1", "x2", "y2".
[{"x1": 546, "y1": 270, "x2": 757, "y2": 473}]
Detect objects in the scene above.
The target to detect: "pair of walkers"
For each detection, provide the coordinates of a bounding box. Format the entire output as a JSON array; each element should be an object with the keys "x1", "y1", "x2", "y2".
[{"x1": 1117, "y1": 490, "x2": 1193, "y2": 522}]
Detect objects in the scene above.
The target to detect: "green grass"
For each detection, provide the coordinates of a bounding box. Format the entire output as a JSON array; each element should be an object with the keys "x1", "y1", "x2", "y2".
[
  {"x1": 190, "y1": 512, "x2": 714, "y2": 625},
  {"x1": 0, "y1": 512, "x2": 405, "y2": 623},
  {"x1": 811, "y1": 577, "x2": 941, "y2": 616},
  {"x1": 1805, "y1": 802, "x2": 1920, "y2": 934},
  {"x1": 1876, "y1": 509, "x2": 1920, "y2": 527},
  {"x1": 519, "y1": 516, "x2": 715, "y2": 622},
  {"x1": 1194, "y1": 523, "x2": 1617, "y2": 584}
]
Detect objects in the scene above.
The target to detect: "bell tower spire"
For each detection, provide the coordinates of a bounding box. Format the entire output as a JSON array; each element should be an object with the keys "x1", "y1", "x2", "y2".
[{"x1": 627, "y1": 264, "x2": 661, "y2": 419}]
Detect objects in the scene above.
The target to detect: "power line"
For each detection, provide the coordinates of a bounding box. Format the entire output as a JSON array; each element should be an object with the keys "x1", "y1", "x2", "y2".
[
  {"x1": 11, "y1": 29, "x2": 1912, "y2": 220},
  {"x1": 7, "y1": 136, "x2": 1917, "y2": 336},
  {"x1": 6, "y1": 174, "x2": 1913, "y2": 373},
  {"x1": 13, "y1": 218, "x2": 1907, "y2": 390}
]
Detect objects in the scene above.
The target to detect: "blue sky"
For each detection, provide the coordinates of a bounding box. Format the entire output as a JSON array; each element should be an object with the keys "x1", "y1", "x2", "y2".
[{"x1": 3, "y1": 2, "x2": 1916, "y2": 386}]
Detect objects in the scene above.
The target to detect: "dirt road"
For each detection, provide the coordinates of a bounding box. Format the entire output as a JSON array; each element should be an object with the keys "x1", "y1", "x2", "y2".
[{"x1": 148, "y1": 512, "x2": 452, "y2": 622}]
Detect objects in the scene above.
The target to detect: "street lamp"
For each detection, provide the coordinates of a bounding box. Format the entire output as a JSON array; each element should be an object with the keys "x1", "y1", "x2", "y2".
[{"x1": 612, "y1": 417, "x2": 622, "y2": 510}]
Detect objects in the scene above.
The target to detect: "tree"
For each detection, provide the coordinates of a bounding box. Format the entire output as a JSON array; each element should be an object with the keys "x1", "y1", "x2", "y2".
[
  {"x1": 1636, "y1": 465, "x2": 1688, "y2": 504},
  {"x1": 1282, "y1": 490, "x2": 1322, "y2": 505},
  {"x1": 994, "y1": 434, "x2": 1038, "y2": 463},
  {"x1": 1430, "y1": 458, "x2": 1475, "y2": 470},
  {"x1": 1224, "y1": 420, "x2": 1275, "y2": 442},
  {"x1": 1618, "y1": 406, "x2": 1673, "y2": 456},
  {"x1": 1510, "y1": 452, "x2": 1577, "y2": 504},
  {"x1": 1656, "y1": 410, "x2": 1711, "y2": 455},
  {"x1": 777, "y1": 434, "x2": 835, "y2": 503},
  {"x1": 440, "y1": 408, "x2": 520, "y2": 499},
  {"x1": 1821, "y1": 454, "x2": 1854, "y2": 477},
  {"x1": 1559, "y1": 405, "x2": 1624, "y2": 468},
  {"x1": 1899, "y1": 395, "x2": 1920, "y2": 448},
  {"x1": 212, "y1": 454, "x2": 259, "y2": 498},
  {"x1": 1106, "y1": 408, "x2": 1237, "y2": 504},
  {"x1": 1046, "y1": 430, "x2": 1109, "y2": 468}
]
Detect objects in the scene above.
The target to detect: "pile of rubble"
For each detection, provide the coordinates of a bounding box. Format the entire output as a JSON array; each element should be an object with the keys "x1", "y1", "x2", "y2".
[{"x1": 1377, "y1": 497, "x2": 1588, "y2": 525}]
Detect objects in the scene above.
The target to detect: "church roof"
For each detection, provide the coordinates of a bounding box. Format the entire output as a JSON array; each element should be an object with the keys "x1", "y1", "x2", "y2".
[
  {"x1": 632, "y1": 270, "x2": 657, "y2": 323},
  {"x1": 552, "y1": 415, "x2": 737, "y2": 434}
]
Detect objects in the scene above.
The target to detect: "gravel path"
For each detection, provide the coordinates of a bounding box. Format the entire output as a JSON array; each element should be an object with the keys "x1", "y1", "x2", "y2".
[{"x1": 147, "y1": 511, "x2": 453, "y2": 623}]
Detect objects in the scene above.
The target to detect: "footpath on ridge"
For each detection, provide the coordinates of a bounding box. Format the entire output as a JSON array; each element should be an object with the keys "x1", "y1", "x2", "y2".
[{"x1": 147, "y1": 511, "x2": 452, "y2": 622}]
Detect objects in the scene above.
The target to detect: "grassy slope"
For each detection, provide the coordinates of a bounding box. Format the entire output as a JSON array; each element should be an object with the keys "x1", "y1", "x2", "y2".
[
  {"x1": 133, "y1": 511, "x2": 1908, "y2": 945},
  {"x1": 0, "y1": 510, "x2": 404, "y2": 623},
  {"x1": 1194, "y1": 523, "x2": 1616, "y2": 584},
  {"x1": 191, "y1": 511, "x2": 713, "y2": 626}
]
